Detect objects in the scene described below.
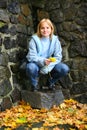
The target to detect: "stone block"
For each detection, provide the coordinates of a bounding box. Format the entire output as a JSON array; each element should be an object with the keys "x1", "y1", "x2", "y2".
[
  {"x1": 21, "y1": 89, "x2": 64, "y2": 109},
  {"x1": 0, "y1": 0, "x2": 7, "y2": 8},
  {"x1": 1, "y1": 97, "x2": 12, "y2": 111}
]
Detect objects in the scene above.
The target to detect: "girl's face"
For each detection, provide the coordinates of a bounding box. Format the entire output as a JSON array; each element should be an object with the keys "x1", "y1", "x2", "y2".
[{"x1": 40, "y1": 22, "x2": 52, "y2": 38}]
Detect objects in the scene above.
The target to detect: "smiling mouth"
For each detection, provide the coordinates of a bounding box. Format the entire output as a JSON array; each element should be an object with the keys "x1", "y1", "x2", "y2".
[{"x1": 43, "y1": 32, "x2": 48, "y2": 34}]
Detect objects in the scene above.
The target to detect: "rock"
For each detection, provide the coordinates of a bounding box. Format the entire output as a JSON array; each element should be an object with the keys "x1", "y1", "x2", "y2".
[{"x1": 21, "y1": 89, "x2": 64, "y2": 109}]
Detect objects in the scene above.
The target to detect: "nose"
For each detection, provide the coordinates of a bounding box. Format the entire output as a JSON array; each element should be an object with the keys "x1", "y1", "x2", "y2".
[{"x1": 44, "y1": 28, "x2": 47, "y2": 31}]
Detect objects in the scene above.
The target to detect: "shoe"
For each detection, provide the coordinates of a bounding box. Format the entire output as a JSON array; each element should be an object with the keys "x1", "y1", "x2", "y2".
[
  {"x1": 48, "y1": 84, "x2": 56, "y2": 91},
  {"x1": 31, "y1": 85, "x2": 39, "y2": 92},
  {"x1": 46, "y1": 80, "x2": 56, "y2": 91}
]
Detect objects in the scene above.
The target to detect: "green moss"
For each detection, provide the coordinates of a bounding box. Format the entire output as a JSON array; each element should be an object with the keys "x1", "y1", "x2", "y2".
[{"x1": 0, "y1": 21, "x2": 6, "y2": 28}]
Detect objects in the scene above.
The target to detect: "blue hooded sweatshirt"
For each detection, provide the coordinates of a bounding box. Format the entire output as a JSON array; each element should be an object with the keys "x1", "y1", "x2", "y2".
[{"x1": 26, "y1": 34, "x2": 62, "y2": 74}]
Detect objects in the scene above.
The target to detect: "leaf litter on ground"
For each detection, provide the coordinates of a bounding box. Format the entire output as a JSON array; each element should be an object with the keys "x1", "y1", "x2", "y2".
[{"x1": 0, "y1": 99, "x2": 87, "y2": 130}]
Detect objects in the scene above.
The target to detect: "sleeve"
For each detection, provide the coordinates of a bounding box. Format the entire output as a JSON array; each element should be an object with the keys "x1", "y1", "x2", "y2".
[
  {"x1": 53, "y1": 37, "x2": 62, "y2": 63},
  {"x1": 26, "y1": 38, "x2": 45, "y2": 67}
]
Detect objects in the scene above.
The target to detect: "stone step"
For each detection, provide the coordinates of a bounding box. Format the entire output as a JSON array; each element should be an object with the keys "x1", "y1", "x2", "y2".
[{"x1": 21, "y1": 89, "x2": 64, "y2": 109}]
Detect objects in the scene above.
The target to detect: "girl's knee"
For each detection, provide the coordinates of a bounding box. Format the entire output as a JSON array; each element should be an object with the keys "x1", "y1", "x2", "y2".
[
  {"x1": 27, "y1": 63, "x2": 39, "y2": 72},
  {"x1": 27, "y1": 63, "x2": 33, "y2": 71},
  {"x1": 62, "y1": 64, "x2": 70, "y2": 74}
]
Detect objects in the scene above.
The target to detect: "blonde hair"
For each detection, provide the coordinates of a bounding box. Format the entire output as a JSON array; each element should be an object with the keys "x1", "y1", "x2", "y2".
[{"x1": 36, "y1": 18, "x2": 54, "y2": 38}]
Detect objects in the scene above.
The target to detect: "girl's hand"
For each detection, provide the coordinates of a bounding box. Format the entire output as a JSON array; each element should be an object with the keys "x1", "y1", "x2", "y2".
[
  {"x1": 44, "y1": 59, "x2": 51, "y2": 65},
  {"x1": 44, "y1": 57, "x2": 56, "y2": 65}
]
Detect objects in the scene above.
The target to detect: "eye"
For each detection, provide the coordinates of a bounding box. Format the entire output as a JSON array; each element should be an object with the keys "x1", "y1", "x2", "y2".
[
  {"x1": 47, "y1": 27, "x2": 49, "y2": 29},
  {"x1": 41, "y1": 27, "x2": 44, "y2": 29}
]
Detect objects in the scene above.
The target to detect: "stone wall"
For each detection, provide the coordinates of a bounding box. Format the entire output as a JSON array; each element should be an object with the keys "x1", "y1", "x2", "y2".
[
  {"x1": 0, "y1": 0, "x2": 87, "y2": 111},
  {"x1": 0, "y1": 0, "x2": 34, "y2": 111}
]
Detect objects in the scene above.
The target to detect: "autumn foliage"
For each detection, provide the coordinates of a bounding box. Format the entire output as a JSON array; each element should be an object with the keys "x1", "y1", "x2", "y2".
[{"x1": 0, "y1": 99, "x2": 87, "y2": 130}]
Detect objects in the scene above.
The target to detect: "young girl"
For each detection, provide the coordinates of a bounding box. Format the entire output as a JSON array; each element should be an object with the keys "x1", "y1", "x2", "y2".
[{"x1": 26, "y1": 18, "x2": 69, "y2": 92}]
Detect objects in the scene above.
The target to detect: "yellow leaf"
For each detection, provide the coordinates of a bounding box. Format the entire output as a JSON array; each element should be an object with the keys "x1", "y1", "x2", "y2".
[
  {"x1": 60, "y1": 103, "x2": 66, "y2": 109},
  {"x1": 49, "y1": 57, "x2": 56, "y2": 62},
  {"x1": 16, "y1": 117, "x2": 27, "y2": 124},
  {"x1": 69, "y1": 128, "x2": 76, "y2": 130},
  {"x1": 4, "y1": 128, "x2": 12, "y2": 130},
  {"x1": 85, "y1": 125, "x2": 87, "y2": 129},
  {"x1": 32, "y1": 128, "x2": 39, "y2": 130}
]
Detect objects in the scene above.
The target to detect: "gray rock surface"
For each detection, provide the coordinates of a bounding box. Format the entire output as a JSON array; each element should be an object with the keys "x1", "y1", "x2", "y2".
[{"x1": 21, "y1": 89, "x2": 64, "y2": 109}]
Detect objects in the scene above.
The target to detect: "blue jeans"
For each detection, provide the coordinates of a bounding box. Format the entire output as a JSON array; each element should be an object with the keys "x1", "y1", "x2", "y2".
[{"x1": 26, "y1": 62, "x2": 70, "y2": 87}]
